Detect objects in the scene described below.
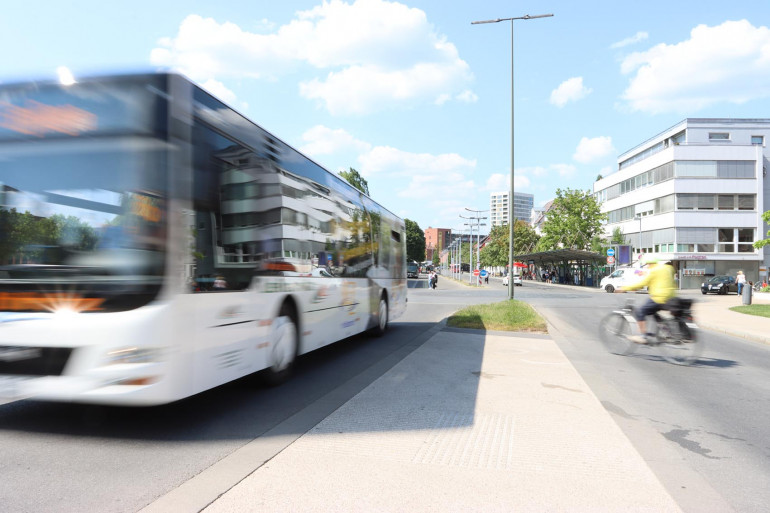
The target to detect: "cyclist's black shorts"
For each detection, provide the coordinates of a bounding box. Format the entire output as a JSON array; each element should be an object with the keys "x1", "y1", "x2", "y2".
[{"x1": 635, "y1": 297, "x2": 666, "y2": 321}]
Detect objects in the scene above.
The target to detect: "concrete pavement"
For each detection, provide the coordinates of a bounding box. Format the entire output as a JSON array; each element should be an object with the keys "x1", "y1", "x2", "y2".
[{"x1": 195, "y1": 277, "x2": 769, "y2": 512}]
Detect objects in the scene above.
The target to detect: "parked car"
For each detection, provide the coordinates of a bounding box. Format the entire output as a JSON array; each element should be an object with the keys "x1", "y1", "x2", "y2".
[
  {"x1": 502, "y1": 272, "x2": 522, "y2": 287},
  {"x1": 599, "y1": 266, "x2": 648, "y2": 293},
  {"x1": 701, "y1": 275, "x2": 738, "y2": 295}
]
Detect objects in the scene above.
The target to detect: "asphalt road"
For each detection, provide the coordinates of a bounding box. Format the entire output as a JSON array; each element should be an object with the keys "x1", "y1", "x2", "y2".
[
  {"x1": 1, "y1": 279, "x2": 767, "y2": 512},
  {"x1": 517, "y1": 281, "x2": 770, "y2": 513},
  {"x1": 0, "y1": 279, "x2": 500, "y2": 513}
]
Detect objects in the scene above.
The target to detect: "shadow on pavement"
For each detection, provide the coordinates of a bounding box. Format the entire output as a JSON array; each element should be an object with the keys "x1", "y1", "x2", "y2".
[{"x1": 0, "y1": 318, "x2": 484, "y2": 441}]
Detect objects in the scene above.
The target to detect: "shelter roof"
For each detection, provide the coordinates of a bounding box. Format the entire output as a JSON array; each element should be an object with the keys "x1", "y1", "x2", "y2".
[{"x1": 514, "y1": 249, "x2": 606, "y2": 265}]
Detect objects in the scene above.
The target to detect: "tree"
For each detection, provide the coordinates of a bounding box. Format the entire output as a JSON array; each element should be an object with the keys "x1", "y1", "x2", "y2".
[
  {"x1": 480, "y1": 225, "x2": 508, "y2": 268},
  {"x1": 610, "y1": 227, "x2": 626, "y2": 245},
  {"x1": 481, "y1": 221, "x2": 540, "y2": 268},
  {"x1": 536, "y1": 188, "x2": 607, "y2": 251},
  {"x1": 754, "y1": 210, "x2": 770, "y2": 249},
  {"x1": 404, "y1": 218, "x2": 425, "y2": 263},
  {"x1": 513, "y1": 220, "x2": 540, "y2": 255},
  {"x1": 338, "y1": 167, "x2": 369, "y2": 196}
]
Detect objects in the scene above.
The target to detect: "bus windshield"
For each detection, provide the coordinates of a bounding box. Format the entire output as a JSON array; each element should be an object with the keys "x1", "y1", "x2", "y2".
[{"x1": 0, "y1": 79, "x2": 169, "y2": 312}]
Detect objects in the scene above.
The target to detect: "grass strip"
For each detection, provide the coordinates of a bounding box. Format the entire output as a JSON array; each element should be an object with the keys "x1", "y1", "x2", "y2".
[
  {"x1": 447, "y1": 300, "x2": 547, "y2": 332},
  {"x1": 730, "y1": 304, "x2": 770, "y2": 318}
]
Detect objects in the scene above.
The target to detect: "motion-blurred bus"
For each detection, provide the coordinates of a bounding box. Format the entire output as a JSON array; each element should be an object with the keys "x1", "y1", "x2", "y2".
[{"x1": 0, "y1": 73, "x2": 407, "y2": 405}]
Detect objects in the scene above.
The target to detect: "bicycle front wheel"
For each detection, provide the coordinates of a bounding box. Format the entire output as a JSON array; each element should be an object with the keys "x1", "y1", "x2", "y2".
[
  {"x1": 658, "y1": 323, "x2": 702, "y2": 365},
  {"x1": 599, "y1": 312, "x2": 637, "y2": 356}
]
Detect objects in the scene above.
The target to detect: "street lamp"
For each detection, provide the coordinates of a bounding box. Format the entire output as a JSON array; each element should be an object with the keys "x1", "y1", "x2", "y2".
[
  {"x1": 472, "y1": 13, "x2": 553, "y2": 300},
  {"x1": 464, "y1": 208, "x2": 488, "y2": 286}
]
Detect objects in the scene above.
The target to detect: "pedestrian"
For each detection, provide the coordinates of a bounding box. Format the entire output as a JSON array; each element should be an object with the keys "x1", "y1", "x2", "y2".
[
  {"x1": 433, "y1": 271, "x2": 438, "y2": 289},
  {"x1": 736, "y1": 270, "x2": 746, "y2": 296}
]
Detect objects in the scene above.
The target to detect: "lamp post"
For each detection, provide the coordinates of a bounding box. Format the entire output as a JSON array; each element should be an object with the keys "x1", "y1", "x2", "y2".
[
  {"x1": 636, "y1": 213, "x2": 642, "y2": 262},
  {"x1": 472, "y1": 13, "x2": 553, "y2": 299},
  {"x1": 464, "y1": 208, "x2": 488, "y2": 286}
]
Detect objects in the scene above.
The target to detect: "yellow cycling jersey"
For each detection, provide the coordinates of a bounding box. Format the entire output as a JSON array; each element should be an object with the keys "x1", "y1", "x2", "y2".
[{"x1": 624, "y1": 263, "x2": 676, "y2": 304}]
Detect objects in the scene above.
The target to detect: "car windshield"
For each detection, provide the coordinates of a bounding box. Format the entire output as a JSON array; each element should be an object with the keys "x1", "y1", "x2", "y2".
[{"x1": 708, "y1": 276, "x2": 727, "y2": 283}]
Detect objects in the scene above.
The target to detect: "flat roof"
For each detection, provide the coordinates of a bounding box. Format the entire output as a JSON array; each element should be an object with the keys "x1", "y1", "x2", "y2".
[{"x1": 515, "y1": 249, "x2": 606, "y2": 265}]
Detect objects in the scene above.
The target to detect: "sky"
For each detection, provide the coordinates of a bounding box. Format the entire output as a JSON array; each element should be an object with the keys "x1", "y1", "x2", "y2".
[{"x1": 3, "y1": 0, "x2": 770, "y2": 234}]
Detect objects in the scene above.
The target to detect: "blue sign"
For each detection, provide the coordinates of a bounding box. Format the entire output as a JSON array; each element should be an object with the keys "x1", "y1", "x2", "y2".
[
  {"x1": 480, "y1": 270, "x2": 488, "y2": 277},
  {"x1": 607, "y1": 248, "x2": 615, "y2": 257}
]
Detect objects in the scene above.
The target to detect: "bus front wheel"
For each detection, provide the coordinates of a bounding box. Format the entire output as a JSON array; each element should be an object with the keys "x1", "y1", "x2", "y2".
[{"x1": 262, "y1": 303, "x2": 299, "y2": 386}]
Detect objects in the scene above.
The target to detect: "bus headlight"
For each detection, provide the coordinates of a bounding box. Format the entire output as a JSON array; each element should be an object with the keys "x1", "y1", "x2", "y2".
[{"x1": 105, "y1": 347, "x2": 162, "y2": 365}]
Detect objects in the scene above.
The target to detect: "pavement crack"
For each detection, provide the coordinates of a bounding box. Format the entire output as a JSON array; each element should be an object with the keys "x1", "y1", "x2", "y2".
[
  {"x1": 662, "y1": 429, "x2": 722, "y2": 459},
  {"x1": 471, "y1": 371, "x2": 505, "y2": 379},
  {"x1": 541, "y1": 382, "x2": 583, "y2": 393}
]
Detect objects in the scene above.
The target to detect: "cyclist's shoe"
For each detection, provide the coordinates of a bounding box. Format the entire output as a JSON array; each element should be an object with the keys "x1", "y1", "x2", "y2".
[{"x1": 628, "y1": 334, "x2": 648, "y2": 344}]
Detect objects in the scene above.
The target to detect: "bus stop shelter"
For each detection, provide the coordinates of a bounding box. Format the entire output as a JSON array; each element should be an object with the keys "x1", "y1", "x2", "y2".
[{"x1": 513, "y1": 249, "x2": 607, "y2": 287}]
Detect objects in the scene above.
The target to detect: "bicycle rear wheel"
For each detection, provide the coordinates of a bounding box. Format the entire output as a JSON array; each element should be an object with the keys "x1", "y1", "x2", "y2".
[
  {"x1": 658, "y1": 322, "x2": 702, "y2": 365},
  {"x1": 599, "y1": 312, "x2": 637, "y2": 356}
]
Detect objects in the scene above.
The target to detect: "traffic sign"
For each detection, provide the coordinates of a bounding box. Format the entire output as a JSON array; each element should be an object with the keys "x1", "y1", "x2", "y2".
[
  {"x1": 473, "y1": 269, "x2": 480, "y2": 276},
  {"x1": 480, "y1": 270, "x2": 488, "y2": 277},
  {"x1": 607, "y1": 256, "x2": 615, "y2": 264},
  {"x1": 607, "y1": 248, "x2": 615, "y2": 257}
]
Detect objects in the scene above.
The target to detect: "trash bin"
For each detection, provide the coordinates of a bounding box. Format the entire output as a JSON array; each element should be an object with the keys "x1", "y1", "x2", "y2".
[{"x1": 742, "y1": 283, "x2": 752, "y2": 305}]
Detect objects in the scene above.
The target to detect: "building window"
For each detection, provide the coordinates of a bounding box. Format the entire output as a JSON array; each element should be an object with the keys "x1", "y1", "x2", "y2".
[
  {"x1": 678, "y1": 194, "x2": 696, "y2": 210},
  {"x1": 677, "y1": 244, "x2": 695, "y2": 252},
  {"x1": 676, "y1": 193, "x2": 755, "y2": 211},
  {"x1": 676, "y1": 161, "x2": 718, "y2": 177},
  {"x1": 738, "y1": 228, "x2": 755, "y2": 253},
  {"x1": 718, "y1": 195, "x2": 734, "y2": 210},
  {"x1": 697, "y1": 195, "x2": 715, "y2": 210},
  {"x1": 752, "y1": 135, "x2": 764, "y2": 145},
  {"x1": 654, "y1": 194, "x2": 674, "y2": 214},
  {"x1": 709, "y1": 132, "x2": 730, "y2": 141},
  {"x1": 717, "y1": 160, "x2": 754, "y2": 178},
  {"x1": 718, "y1": 228, "x2": 734, "y2": 253},
  {"x1": 738, "y1": 195, "x2": 755, "y2": 210}
]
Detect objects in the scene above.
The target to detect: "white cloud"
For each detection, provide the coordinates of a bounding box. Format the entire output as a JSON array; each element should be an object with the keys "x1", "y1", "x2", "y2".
[
  {"x1": 358, "y1": 145, "x2": 476, "y2": 176},
  {"x1": 620, "y1": 20, "x2": 770, "y2": 114},
  {"x1": 513, "y1": 175, "x2": 531, "y2": 190},
  {"x1": 573, "y1": 136, "x2": 615, "y2": 163},
  {"x1": 485, "y1": 173, "x2": 508, "y2": 191},
  {"x1": 551, "y1": 163, "x2": 577, "y2": 177},
  {"x1": 150, "y1": 0, "x2": 475, "y2": 115},
  {"x1": 300, "y1": 60, "x2": 472, "y2": 115},
  {"x1": 550, "y1": 77, "x2": 592, "y2": 107},
  {"x1": 201, "y1": 79, "x2": 238, "y2": 105},
  {"x1": 456, "y1": 90, "x2": 478, "y2": 103},
  {"x1": 299, "y1": 125, "x2": 372, "y2": 156},
  {"x1": 610, "y1": 31, "x2": 648, "y2": 49}
]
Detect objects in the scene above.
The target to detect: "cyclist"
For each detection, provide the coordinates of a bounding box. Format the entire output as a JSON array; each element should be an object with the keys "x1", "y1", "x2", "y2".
[{"x1": 617, "y1": 255, "x2": 677, "y2": 343}]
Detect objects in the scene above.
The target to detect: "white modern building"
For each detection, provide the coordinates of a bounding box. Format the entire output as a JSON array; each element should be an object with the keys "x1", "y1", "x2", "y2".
[
  {"x1": 594, "y1": 118, "x2": 770, "y2": 290},
  {"x1": 489, "y1": 191, "x2": 534, "y2": 227}
]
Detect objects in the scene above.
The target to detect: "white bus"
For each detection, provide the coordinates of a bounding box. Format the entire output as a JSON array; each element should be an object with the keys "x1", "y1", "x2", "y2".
[{"x1": 0, "y1": 73, "x2": 407, "y2": 406}]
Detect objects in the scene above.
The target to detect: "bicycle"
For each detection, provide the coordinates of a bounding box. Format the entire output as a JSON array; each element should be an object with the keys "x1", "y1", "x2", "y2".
[{"x1": 599, "y1": 297, "x2": 702, "y2": 365}]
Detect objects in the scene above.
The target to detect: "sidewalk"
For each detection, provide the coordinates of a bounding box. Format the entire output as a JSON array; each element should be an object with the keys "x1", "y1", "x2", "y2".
[
  {"x1": 193, "y1": 278, "x2": 769, "y2": 512},
  {"x1": 686, "y1": 289, "x2": 770, "y2": 346},
  {"x1": 204, "y1": 328, "x2": 681, "y2": 513}
]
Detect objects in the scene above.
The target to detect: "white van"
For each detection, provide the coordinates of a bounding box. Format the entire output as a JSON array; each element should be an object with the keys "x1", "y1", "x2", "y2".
[{"x1": 600, "y1": 266, "x2": 648, "y2": 293}]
